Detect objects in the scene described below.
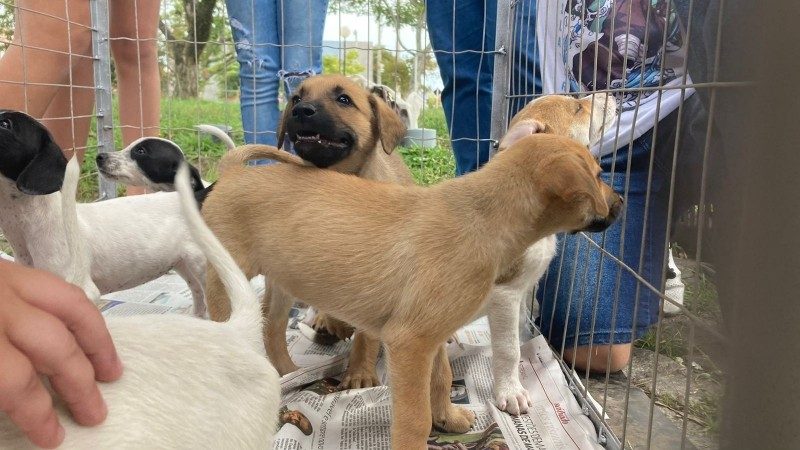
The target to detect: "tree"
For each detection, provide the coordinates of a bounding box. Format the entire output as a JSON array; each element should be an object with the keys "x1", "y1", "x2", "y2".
[
  {"x1": 379, "y1": 49, "x2": 412, "y2": 95},
  {"x1": 204, "y1": 3, "x2": 239, "y2": 98},
  {"x1": 322, "y1": 50, "x2": 365, "y2": 76},
  {"x1": 159, "y1": 0, "x2": 218, "y2": 98},
  {"x1": 332, "y1": 0, "x2": 434, "y2": 92},
  {"x1": 0, "y1": 4, "x2": 14, "y2": 47}
]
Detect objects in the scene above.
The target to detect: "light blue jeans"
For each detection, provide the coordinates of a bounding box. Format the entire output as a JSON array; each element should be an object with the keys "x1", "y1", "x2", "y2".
[
  {"x1": 225, "y1": 0, "x2": 328, "y2": 147},
  {"x1": 426, "y1": 0, "x2": 541, "y2": 175}
]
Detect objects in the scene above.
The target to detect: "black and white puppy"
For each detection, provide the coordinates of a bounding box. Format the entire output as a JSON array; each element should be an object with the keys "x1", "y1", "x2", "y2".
[
  {"x1": 0, "y1": 110, "x2": 99, "y2": 300},
  {"x1": 0, "y1": 110, "x2": 207, "y2": 316},
  {"x1": 96, "y1": 125, "x2": 234, "y2": 193}
]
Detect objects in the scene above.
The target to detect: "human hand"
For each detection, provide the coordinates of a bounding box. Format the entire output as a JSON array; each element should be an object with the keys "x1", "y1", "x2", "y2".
[{"x1": 0, "y1": 260, "x2": 123, "y2": 448}]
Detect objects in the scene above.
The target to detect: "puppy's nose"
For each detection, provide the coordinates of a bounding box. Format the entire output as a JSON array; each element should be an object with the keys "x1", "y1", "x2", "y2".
[
  {"x1": 292, "y1": 103, "x2": 316, "y2": 118},
  {"x1": 96, "y1": 153, "x2": 108, "y2": 163}
]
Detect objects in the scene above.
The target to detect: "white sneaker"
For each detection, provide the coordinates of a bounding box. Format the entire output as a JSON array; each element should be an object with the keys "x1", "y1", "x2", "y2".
[{"x1": 663, "y1": 247, "x2": 685, "y2": 315}]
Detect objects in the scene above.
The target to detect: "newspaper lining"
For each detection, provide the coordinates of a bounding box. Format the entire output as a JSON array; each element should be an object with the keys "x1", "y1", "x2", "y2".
[{"x1": 2, "y1": 256, "x2": 603, "y2": 449}]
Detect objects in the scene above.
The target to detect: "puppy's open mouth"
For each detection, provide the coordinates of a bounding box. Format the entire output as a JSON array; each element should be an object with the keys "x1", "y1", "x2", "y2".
[
  {"x1": 292, "y1": 131, "x2": 351, "y2": 150},
  {"x1": 97, "y1": 165, "x2": 117, "y2": 179},
  {"x1": 290, "y1": 130, "x2": 355, "y2": 168}
]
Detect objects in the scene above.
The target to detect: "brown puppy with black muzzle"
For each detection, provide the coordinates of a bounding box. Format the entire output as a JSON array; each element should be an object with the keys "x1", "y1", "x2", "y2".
[
  {"x1": 277, "y1": 74, "x2": 413, "y2": 184},
  {"x1": 210, "y1": 74, "x2": 414, "y2": 388},
  {"x1": 201, "y1": 134, "x2": 622, "y2": 449}
]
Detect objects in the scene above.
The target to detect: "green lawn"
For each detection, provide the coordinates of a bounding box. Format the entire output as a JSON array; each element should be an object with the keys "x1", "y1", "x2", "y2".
[{"x1": 79, "y1": 99, "x2": 455, "y2": 200}]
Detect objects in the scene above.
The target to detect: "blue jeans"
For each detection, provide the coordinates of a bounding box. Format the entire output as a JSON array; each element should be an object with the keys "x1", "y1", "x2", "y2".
[
  {"x1": 536, "y1": 121, "x2": 675, "y2": 351},
  {"x1": 225, "y1": 0, "x2": 328, "y2": 147},
  {"x1": 426, "y1": 0, "x2": 541, "y2": 176}
]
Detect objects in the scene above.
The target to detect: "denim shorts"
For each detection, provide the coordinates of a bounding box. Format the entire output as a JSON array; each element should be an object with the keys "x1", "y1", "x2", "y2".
[{"x1": 536, "y1": 120, "x2": 675, "y2": 351}]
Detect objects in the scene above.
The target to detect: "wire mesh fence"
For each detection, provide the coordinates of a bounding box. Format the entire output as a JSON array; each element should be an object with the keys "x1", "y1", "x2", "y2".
[
  {"x1": 495, "y1": 1, "x2": 731, "y2": 448},
  {"x1": 0, "y1": 0, "x2": 735, "y2": 448}
]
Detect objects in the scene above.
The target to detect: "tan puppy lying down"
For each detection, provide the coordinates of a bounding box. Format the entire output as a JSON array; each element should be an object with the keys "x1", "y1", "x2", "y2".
[
  {"x1": 0, "y1": 165, "x2": 280, "y2": 449},
  {"x1": 202, "y1": 135, "x2": 622, "y2": 449}
]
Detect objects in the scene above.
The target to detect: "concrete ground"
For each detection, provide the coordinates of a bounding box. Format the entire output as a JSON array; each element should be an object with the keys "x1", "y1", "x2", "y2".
[{"x1": 582, "y1": 255, "x2": 725, "y2": 449}]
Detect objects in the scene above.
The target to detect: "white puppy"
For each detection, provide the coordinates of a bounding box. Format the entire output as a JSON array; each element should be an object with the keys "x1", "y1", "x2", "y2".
[
  {"x1": 0, "y1": 164, "x2": 280, "y2": 449},
  {"x1": 0, "y1": 111, "x2": 206, "y2": 316},
  {"x1": 488, "y1": 94, "x2": 617, "y2": 414},
  {"x1": 96, "y1": 125, "x2": 235, "y2": 193}
]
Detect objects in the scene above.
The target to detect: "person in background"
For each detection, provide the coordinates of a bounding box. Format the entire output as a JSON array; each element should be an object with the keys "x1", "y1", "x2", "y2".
[
  {"x1": 427, "y1": 0, "x2": 692, "y2": 373},
  {"x1": 426, "y1": 0, "x2": 540, "y2": 176},
  {"x1": 224, "y1": 0, "x2": 328, "y2": 148},
  {"x1": 535, "y1": 0, "x2": 693, "y2": 372},
  {"x1": 0, "y1": 0, "x2": 161, "y2": 195},
  {"x1": 0, "y1": 259, "x2": 122, "y2": 449}
]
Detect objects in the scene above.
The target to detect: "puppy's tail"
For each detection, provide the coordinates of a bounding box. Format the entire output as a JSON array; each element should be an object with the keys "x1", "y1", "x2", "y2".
[
  {"x1": 175, "y1": 163, "x2": 262, "y2": 343},
  {"x1": 195, "y1": 124, "x2": 236, "y2": 150},
  {"x1": 217, "y1": 144, "x2": 310, "y2": 174},
  {"x1": 61, "y1": 157, "x2": 100, "y2": 301}
]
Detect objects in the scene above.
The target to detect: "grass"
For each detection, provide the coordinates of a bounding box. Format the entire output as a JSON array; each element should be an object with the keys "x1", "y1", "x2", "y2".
[
  {"x1": 632, "y1": 262, "x2": 724, "y2": 442},
  {"x1": 76, "y1": 99, "x2": 455, "y2": 201},
  {"x1": 635, "y1": 274, "x2": 723, "y2": 360},
  {"x1": 399, "y1": 106, "x2": 456, "y2": 185},
  {"x1": 653, "y1": 390, "x2": 721, "y2": 434},
  {"x1": 399, "y1": 145, "x2": 455, "y2": 186},
  {"x1": 636, "y1": 325, "x2": 688, "y2": 359}
]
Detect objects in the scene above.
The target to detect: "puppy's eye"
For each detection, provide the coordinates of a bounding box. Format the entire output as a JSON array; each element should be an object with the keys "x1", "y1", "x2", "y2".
[
  {"x1": 337, "y1": 94, "x2": 352, "y2": 106},
  {"x1": 291, "y1": 95, "x2": 300, "y2": 104},
  {"x1": 0, "y1": 118, "x2": 11, "y2": 130},
  {"x1": 134, "y1": 146, "x2": 146, "y2": 155}
]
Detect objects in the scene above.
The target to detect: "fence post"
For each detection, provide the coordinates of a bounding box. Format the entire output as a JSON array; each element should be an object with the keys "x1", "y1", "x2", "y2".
[
  {"x1": 489, "y1": 0, "x2": 512, "y2": 158},
  {"x1": 90, "y1": 0, "x2": 116, "y2": 200}
]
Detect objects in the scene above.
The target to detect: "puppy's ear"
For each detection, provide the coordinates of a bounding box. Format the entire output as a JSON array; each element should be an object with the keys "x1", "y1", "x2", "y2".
[
  {"x1": 370, "y1": 85, "x2": 390, "y2": 102},
  {"x1": 277, "y1": 102, "x2": 294, "y2": 150},
  {"x1": 369, "y1": 95, "x2": 406, "y2": 154},
  {"x1": 16, "y1": 133, "x2": 67, "y2": 195},
  {"x1": 498, "y1": 119, "x2": 546, "y2": 152},
  {"x1": 188, "y1": 164, "x2": 204, "y2": 192},
  {"x1": 544, "y1": 155, "x2": 608, "y2": 217}
]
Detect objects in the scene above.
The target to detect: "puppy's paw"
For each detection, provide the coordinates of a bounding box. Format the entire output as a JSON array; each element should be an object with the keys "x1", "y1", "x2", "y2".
[
  {"x1": 312, "y1": 314, "x2": 355, "y2": 343},
  {"x1": 494, "y1": 380, "x2": 532, "y2": 415},
  {"x1": 338, "y1": 365, "x2": 380, "y2": 390},
  {"x1": 433, "y1": 405, "x2": 476, "y2": 434}
]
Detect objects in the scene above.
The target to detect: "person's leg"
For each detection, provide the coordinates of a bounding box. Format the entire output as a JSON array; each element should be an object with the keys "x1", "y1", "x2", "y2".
[
  {"x1": 537, "y1": 124, "x2": 673, "y2": 373},
  {"x1": 225, "y1": 0, "x2": 281, "y2": 146},
  {"x1": 508, "y1": 0, "x2": 542, "y2": 115},
  {"x1": 38, "y1": 0, "x2": 94, "y2": 162},
  {"x1": 42, "y1": 58, "x2": 95, "y2": 162},
  {"x1": 426, "y1": 0, "x2": 496, "y2": 176},
  {"x1": 278, "y1": 0, "x2": 328, "y2": 93},
  {"x1": 42, "y1": 72, "x2": 94, "y2": 162},
  {"x1": 0, "y1": 0, "x2": 92, "y2": 117},
  {"x1": 109, "y1": 0, "x2": 161, "y2": 195}
]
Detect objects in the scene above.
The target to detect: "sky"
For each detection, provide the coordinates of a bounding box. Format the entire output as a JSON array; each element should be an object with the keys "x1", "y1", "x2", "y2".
[
  {"x1": 322, "y1": 13, "x2": 423, "y2": 54},
  {"x1": 321, "y1": 12, "x2": 444, "y2": 90}
]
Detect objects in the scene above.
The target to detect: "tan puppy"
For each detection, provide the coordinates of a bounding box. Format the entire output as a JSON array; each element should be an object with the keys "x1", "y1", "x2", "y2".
[
  {"x1": 202, "y1": 134, "x2": 622, "y2": 449},
  {"x1": 273, "y1": 74, "x2": 415, "y2": 387},
  {"x1": 277, "y1": 74, "x2": 413, "y2": 184},
  {"x1": 499, "y1": 93, "x2": 615, "y2": 152},
  {"x1": 483, "y1": 93, "x2": 617, "y2": 414}
]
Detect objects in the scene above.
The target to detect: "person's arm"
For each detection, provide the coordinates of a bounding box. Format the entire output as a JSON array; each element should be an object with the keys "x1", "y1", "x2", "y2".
[{"x1": 0, "y1": 260, "x2": 123, "y2": 449}]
